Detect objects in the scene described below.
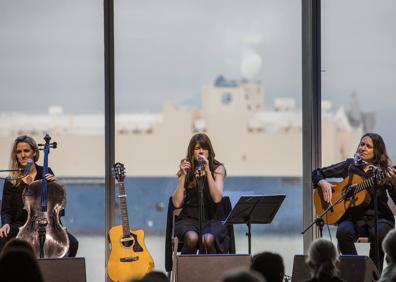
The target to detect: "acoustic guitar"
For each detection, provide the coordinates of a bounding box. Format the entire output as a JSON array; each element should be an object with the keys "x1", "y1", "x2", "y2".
[
  {"x1": 107, "y1": 163, "x2": 154, "y2": 282},
  {"x1": 313, "y1": 167, "x2": 393, "y2": 225}
]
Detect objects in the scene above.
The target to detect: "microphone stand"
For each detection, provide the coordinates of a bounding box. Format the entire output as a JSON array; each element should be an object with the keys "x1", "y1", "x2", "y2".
[
  {"x1": 370, "y1": 165, "x2": 381, "y2": 272},
  {"x1": 302, "y1": 187, "x2": 356, "y2": 236},
  {"x1": 0, "y1": 168, "x2": 29, "y2": 180},
  {"x1": 195, "y1": 168, "x2": 205, "y2": 254},
  {"x1": 0, "y1": 169, "x2": 23, "y2": 173}
]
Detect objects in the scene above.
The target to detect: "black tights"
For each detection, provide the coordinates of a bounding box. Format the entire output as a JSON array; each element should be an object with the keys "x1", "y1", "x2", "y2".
[{"x1": 181, "y1": 231, "x2": 216, "y2": 254}]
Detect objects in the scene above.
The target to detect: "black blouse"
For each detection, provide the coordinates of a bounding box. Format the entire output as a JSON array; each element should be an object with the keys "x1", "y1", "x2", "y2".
[
  {"x1": 1, "y1": 165, "x2": 54, "y2": 227},
  {"x1": 312, "y1": 158, "x2": 396, "y2": 224},
  {"x1": 180, "y1": 165, "x2": 225, "y2": 221}
]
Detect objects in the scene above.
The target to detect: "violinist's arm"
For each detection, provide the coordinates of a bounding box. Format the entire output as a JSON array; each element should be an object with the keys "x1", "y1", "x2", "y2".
[
  {"x1": 0, "y1": 224, "x2": 10, "y2": 238},
  {"x1": 0, "y1": 181, "x2": 15, "y2": 238},
  {"x1": 45, "y1": 167, "x2": 56, "y2": 182}
]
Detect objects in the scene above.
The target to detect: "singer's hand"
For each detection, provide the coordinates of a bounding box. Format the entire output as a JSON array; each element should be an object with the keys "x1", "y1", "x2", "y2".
[
  {"x1": 0, "y1": 224, "x2": 10, "y2": 238},
  {"x1": 198, "y1": 155, "x2": 209, "y2": 173},
  {"x1": 318, "y1": 180, "x2": 335, "y2": 203},
  {"x1": 45, "y1": 173, "x2": 57, "y2": 182},
  {"x1": 179, "y1": 159, "x2": 191, "y2": 176}
]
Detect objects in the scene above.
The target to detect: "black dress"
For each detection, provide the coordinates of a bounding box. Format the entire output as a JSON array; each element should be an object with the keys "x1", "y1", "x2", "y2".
[
  {"x1": 0, "y1": 165, "x2": 78, "y2": 256},
  {"x1": 174, "y1": 166, "x2": 228, "y2": 253}
]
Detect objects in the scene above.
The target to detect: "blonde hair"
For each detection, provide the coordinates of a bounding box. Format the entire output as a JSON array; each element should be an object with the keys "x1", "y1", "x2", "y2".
[{"x1": 9, "y1": 135, "x2": 39, "y2": 186}]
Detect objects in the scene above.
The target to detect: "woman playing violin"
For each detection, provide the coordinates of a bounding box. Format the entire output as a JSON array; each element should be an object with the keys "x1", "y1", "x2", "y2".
[{"x1": 0, "y1": 135, "x2": 78, "y2": 256}]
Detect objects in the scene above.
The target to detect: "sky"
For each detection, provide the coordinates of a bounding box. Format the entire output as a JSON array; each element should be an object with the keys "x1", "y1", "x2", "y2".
[{"x1": 0, "y1": 0, "x2": 395, "y2": 158}]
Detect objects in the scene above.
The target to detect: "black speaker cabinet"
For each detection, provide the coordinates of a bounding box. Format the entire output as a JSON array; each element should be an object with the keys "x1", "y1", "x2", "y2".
[
  {"x1": 292, "y1": 255, "x2": 379, "y2": 282},
  {"x1": 37, "y1": 257, "x2": 86, "y2": 282},
  {"x1": 176, "y1": 254, "x2": 251, "y2": 282}
]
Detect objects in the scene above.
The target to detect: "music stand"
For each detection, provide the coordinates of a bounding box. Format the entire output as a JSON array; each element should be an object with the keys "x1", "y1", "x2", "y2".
[{"x1": 224, "y1": 195, "x2": 286, "y2": 254}]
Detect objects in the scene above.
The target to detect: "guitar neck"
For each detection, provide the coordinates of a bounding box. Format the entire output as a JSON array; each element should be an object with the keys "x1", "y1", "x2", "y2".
[
  {"x1": 118, "y1": 182, "x2": 131, "y2": 237},
  {"x1": 355, "y1": 169, "x2": 388, "y2": 194}
]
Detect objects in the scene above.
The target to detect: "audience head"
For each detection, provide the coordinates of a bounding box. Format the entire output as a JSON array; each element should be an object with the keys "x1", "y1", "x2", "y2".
[
  {"x1": 0, "y1": 248, "x2": 43, "y2": 282},
  {"x1": 251, "y1": 251, "x2": 284, "y2": 282},
  {"x1": 1, "y1": 238, "x2": 35, "y2": 256},
  {"x1": 382, "y1": 228, "x2": 396, "y2": 264},
  {"x1": 306, "y1": 238, "x2": 339, "y2": 280},
  {"x1": 221, "y1": 267, "x2": 266, "y2": 282},
  {"x1": 130, "y1": 271, "x2": 169, "y2": 282},
  {"x1": 388, "y1": 267, "x2": 396, "y2": 282}
]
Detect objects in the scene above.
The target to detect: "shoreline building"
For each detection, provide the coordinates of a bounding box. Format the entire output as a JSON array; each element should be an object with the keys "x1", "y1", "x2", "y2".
[{"x1": 0, "y1": 77, "x2": 364, "y2": 177}]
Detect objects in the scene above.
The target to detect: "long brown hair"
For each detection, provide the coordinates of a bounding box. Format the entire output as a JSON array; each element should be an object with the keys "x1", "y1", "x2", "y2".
[
  {"x1": 186, "y1": 133, "x2": 220, "y2": 173},
  {"x1": 358, "y1": 133, "x2": 390, "y2": 170},
  {"x1": 9, "y1": 135, "x2": 39, "y2": 186}
]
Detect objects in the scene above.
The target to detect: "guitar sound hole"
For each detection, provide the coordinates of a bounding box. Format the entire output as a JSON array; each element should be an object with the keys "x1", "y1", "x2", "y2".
[{"x1": 121, "y1": 235, "x2": 135, "y2": 248}]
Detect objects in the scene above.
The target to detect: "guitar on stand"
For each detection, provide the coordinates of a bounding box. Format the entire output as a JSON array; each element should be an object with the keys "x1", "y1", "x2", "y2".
[{"x1": 107, "y1": 162, "x2": 154, "y2": 282}]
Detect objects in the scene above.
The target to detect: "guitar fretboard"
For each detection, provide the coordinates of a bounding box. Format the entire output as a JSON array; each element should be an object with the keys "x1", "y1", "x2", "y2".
[
  {"x1": 118, "y1": 182, "x2": 131, "y2": 237},
  {"x1": 354, "y1": 169, "x2": 388, "y2": 194}
]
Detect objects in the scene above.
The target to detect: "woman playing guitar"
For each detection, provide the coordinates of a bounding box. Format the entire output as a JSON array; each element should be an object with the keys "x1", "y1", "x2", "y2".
[{"x1": 312, "y1": 133, "x2": 396, "y2": 272}]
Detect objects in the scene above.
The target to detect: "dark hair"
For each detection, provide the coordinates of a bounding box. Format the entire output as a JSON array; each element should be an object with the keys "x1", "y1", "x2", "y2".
[
  {"x1": 389, "y1": 267, "x2": 396, "y2": 282},
  {"x1": 2, "y1": 238, "x2": 35, "y2": 257},
  {"x1": 0, "y1": 248, "x2": 44, "y2": 282},
  {"x1": 130, "y1": 271, "x2": 169, "y2": 282},
  {"x1": 251, "y1": 252, "x2": 284, "y2": 282},
  {"x1": 358, "y1": 133, "x2": 390, "y2": 170},
  {"x1": 186, "y1": 133, "x2": 222, "y2": 173},
  {"x1": 221, "y1": 268, "x2": 265, "y2": 282}
]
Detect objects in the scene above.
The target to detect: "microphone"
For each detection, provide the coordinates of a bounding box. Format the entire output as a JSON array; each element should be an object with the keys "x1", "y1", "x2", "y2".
[
  {"x1": 24, "y1": 159, "x2": 33, "y2": 175},
  {"x1": 353, "y1": 153, "x2": 364, "y2": 166},
  {"x1": 196, "y1": 157, "x2": 205, "y2": 172}
]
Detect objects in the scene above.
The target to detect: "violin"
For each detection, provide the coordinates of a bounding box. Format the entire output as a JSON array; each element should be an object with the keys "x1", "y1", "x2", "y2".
[{"x1": 17, "y1": 134, "x2": 69, "y2": 258}]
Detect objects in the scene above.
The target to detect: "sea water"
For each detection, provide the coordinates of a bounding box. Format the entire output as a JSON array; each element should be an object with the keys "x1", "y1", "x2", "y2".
[{"x1": 1, "y1": 176, "x2": 325, "y2": 281}]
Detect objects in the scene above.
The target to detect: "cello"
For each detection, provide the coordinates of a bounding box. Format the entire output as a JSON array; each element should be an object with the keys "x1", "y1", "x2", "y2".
[{"x1": 17, "y1": 134, "x2": 69, "y2": 258}]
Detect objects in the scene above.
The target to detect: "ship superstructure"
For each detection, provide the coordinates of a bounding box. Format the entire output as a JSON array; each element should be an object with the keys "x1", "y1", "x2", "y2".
[{"x1": 0, "y1": 77, "x2": 364, "y2": 177}]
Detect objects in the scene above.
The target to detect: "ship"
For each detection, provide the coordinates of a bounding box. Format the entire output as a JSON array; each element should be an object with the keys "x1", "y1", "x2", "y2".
[{"x1": 0, "y1": 76, "x2": 366, "y2": 177}]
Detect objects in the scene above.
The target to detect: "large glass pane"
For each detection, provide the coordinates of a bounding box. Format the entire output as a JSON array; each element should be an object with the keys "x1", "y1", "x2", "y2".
[
  {"x1": 0, "y1": 1, "x2": 104, "y2": 281},
  {"x1": 114, "y1": 0, "x2": 302, "y2": 279},
  {"x1": 321, "y1": 0, "x2": 396, "y2": 265}
]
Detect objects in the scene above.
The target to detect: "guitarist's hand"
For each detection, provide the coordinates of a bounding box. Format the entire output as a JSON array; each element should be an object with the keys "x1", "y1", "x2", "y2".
[
  {"x1": 386, "y1": 167, "x2": 396, "y2": 178},
  {"x1": 318, "y1": 180, "x2": 335, "y2": 203},
  {"x1": 384, "y1": 167, "x2": 396, "y2": 186}
]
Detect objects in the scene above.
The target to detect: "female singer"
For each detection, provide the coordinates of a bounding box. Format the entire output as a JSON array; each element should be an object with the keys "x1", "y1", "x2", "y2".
[
  {"x1": 0, "y1": 135, "x2": 78, "y2": 256},
  {"x1": 312, "y1": 133, "x2": 396, "y2": 271},
  {"x1": 172, "y1": 133, "x2": 227, "y2": 254}
]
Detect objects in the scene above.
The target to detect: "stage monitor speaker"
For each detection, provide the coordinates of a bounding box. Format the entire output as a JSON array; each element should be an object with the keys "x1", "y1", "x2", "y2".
[
  {"x1": 176, "y1": 254, "x2": 251, "y2": 282},
  {"x1": 37, "y1": 257, "x2": 86, "y2": 282},
  {"x1": 292, "y1": 254, "x2": 379, "y2": 282}
]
